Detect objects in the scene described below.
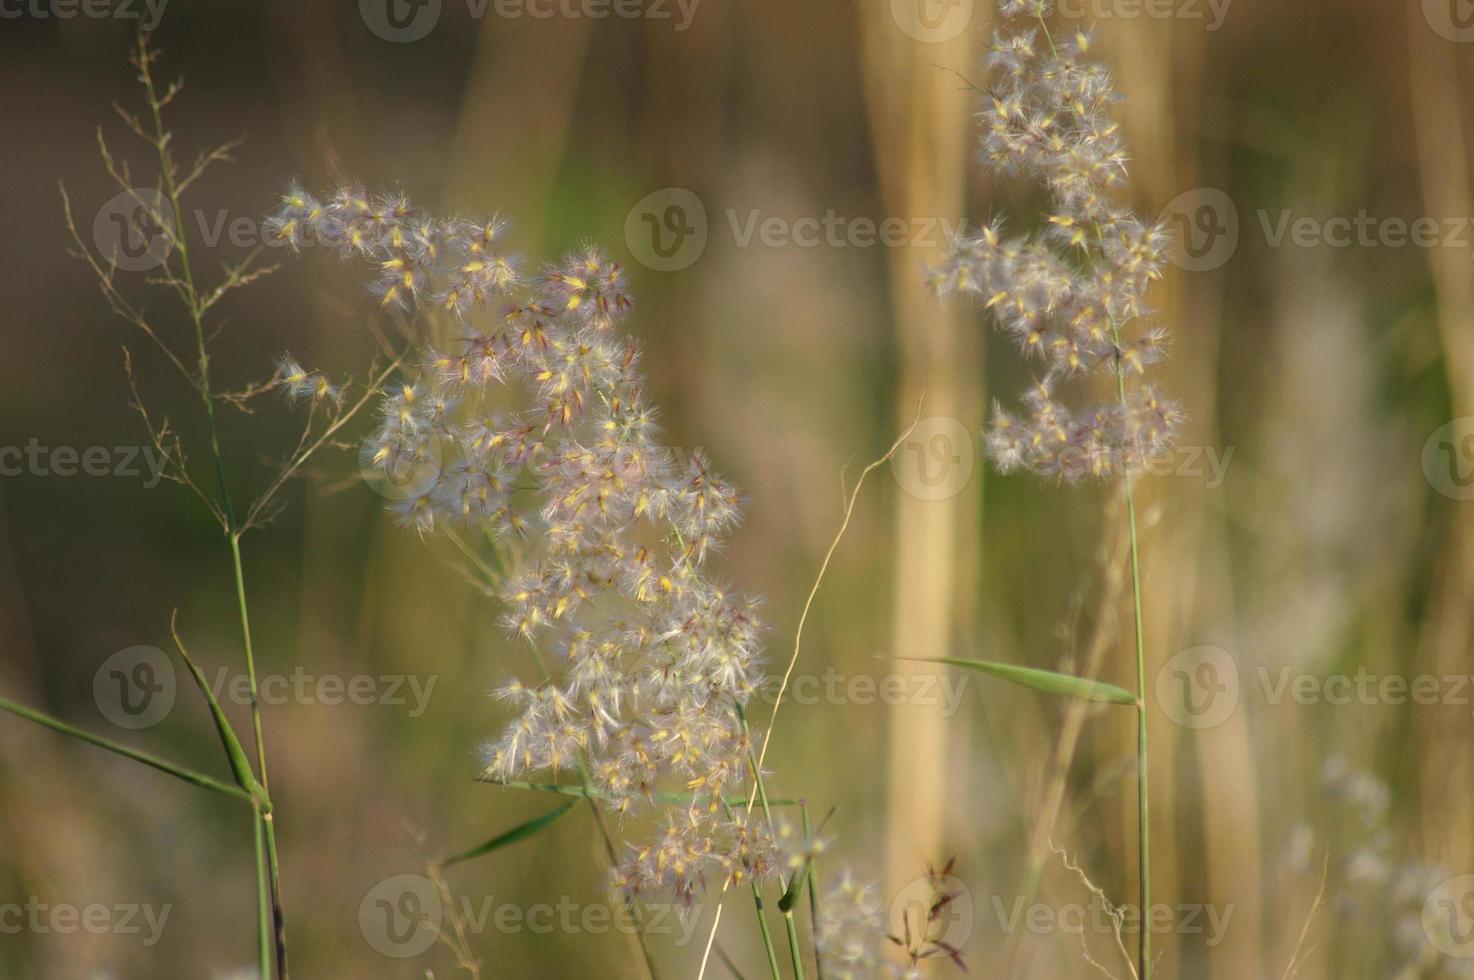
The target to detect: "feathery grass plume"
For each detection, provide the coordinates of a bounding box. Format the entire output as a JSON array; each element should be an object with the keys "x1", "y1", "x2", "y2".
[
  {"x1": 269, "y1": 188, "x2": 777, "y2": 903},
  {"x1": 928, "y1": 4, "x2": 1182, "y2": 977},
  {"x1": 930, "y1": 0, "x2": 1182, "y2": 481},
  {"x1": 814, "y1": 871, "x2": 919, "y2": 980}
]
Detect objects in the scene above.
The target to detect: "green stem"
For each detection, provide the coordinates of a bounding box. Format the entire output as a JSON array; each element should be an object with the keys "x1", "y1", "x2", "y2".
[
  {"x1": 140, "y1": 46, "x2": 287, "y2": 977},
  {"x1": 253, "y1": 805, "x2": 272, "y2": 979},
  {"x1": 1125, "y1": 472, "x2": 1150, "y2": 980},
  {"x1": 750, "y1": 885, "x2": 783, "y2": 980},
  {"x1": 800, "y1": 803, "x2": 824, "y2": 980},
  {"x1": 1109, "y1": 317, "x2": 1151, "y2": 980},
  {"x1": 262, "y1": 810, "x2": 287, "y2": 978},
  {"x1": 1028, "y1": 4, "x2": 1151, "y2": 958},
  {"x1": 0, "y1": 696, "x2": 252, "y2": 801},
  {"x1": 736, "y1": 706, "x2": 804, "y2": 980},
  {"x1": 228, "y1": 534, "x2": 268, "y2": 787}
]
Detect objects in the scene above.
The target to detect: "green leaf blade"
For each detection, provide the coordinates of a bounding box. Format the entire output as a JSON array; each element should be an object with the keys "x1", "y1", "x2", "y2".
[
  {"x1": 441, "y1": 800, "x2": 577, "y2": 869},
  {"x1": 909, "y1": 658, "x2": 1137, "y2": 705},
  {"x1": 170, "y1": 616, "x2": 270, "y2": 806},
  {"x1": 0, "y1": 695, "x2": 253, "y2": 802}
]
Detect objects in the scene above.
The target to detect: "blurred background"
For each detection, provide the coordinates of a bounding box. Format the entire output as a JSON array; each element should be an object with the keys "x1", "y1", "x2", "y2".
[{"x1": 2, "y1": 0, "x2": 1473, "y2": 976}]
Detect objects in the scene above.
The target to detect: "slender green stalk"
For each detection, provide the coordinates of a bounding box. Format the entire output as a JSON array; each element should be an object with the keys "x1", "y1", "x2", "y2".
[
  {"x1": 736, "y1": 706, "x2": 805, "y2": 980},
  {"x1": 228, "y1": 534, "x2": 269, "y2": 787},
  {"x1": 750, "y1": 884, "x2": 783, "y2": 980},
  {"x1": 1123, "y1": 474, "x2": 1150, "y2": 980},
  {"x1": 1109, "y1": 317, "x2": 1151, "y2": 980},
  {"x1": 1033, "y1": 13, "x2": 1151, "y2": 967},
  {"x1": 715, "y1": 942, "x2": 750, "y2": 980},
  {"x1": 0, "y1": 696, "x2": 252, "y2": 801},
  {"x1": 261, "y1": 810, "x2": 287, "y2": 978},
  {"x1": 253, "y1": 805, "x2": 272, "y2": 980},
  {"x1": 138, "y1": 40, "x2": 287, "y2": 976},
  {"x1": 800, "y1": 803, "x2": 824, "y2": 980}
]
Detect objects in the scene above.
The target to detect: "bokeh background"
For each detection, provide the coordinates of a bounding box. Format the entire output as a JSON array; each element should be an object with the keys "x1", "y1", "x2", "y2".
[{"x1": 2, "y1": 0, "x2": 1473, "y2": 976}]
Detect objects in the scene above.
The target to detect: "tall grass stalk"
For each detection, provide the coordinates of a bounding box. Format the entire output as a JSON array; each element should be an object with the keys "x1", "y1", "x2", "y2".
[
  {"x1": 139, "y1": 50, "x2": 288, "y2": 975},
  {"x1": 28, "y1": 35, "x2": 394, "y2": 978},
  {"x1": 1114, "y1": 325, "x2": 1152, "y2": 980},
  {"x1": 930, "y1": 3, "x2": 1180, "y2": 972}
]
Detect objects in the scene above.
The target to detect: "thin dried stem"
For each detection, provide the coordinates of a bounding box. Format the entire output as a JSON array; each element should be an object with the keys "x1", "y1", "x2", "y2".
[{"x1": 1051, "y1": 842, "x2": 1138, "y2": 980}]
